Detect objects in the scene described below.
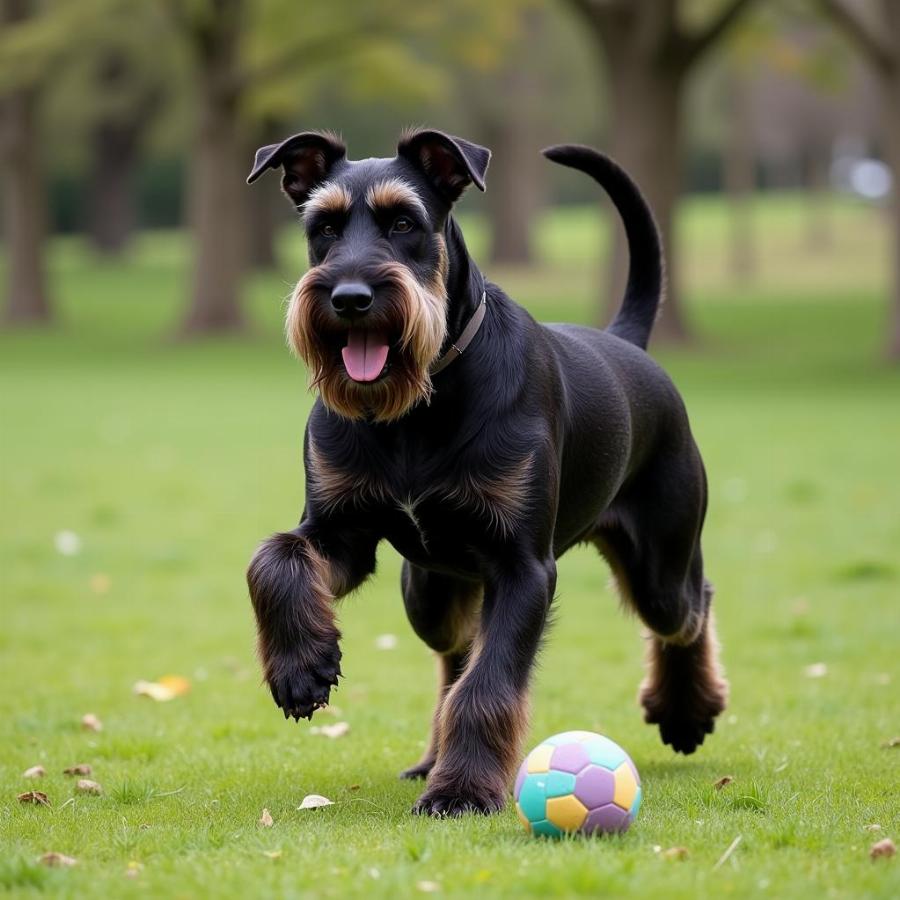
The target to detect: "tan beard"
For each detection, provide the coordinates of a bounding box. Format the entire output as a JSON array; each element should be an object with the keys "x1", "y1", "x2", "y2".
[{"x1": 286, "y1": 257, "x2": 448, "y2": 422}]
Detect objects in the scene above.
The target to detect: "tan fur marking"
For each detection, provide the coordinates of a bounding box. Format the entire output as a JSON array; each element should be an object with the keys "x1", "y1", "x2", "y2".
[
  {"x1": 303, "y1": 182, "x2": 352, "y2": 217},
  {"x1": 365, "y1": 178, "x2": 427, "y2": 219},
  {"x1": 443, "y1": 453, "x2": 535, "y2": 537},
  {"x1": 307, "y1": 438, "x2": 387, "y2": 513}
]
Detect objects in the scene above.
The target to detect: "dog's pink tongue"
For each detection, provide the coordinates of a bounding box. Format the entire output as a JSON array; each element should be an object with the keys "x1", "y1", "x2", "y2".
[{"x1": 342, "y1": 329, "x2": 390, "y2": 382}]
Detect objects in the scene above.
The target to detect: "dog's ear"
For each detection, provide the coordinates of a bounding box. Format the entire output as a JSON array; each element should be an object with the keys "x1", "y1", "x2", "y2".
[
  {"x1": 397, "y1": 128, "x2": 490, "y2": 202},
  {"x1": 247, "y1": 131, "x2": 346, "y2": 205}
]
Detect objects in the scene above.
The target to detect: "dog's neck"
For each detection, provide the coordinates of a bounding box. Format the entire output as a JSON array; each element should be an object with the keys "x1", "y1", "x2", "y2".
[{"x1": 442, "y1": 216, "x2": 485, "y2": 348}]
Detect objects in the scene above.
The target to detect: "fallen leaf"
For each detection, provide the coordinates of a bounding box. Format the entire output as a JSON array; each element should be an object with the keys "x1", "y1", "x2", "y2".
[
  {"x1": 297, "y1": 794, "x2": 333, "y2": 810},
  {"x1": 81, "y1": 713, "x2": 103, "y2": 732},
  {"x1": 347, "y1": 784, "x2": 361, "y2": 791},
  {"x1": 259, "y1": 808, "x2": 274, "y2": 827},
  {"x1": 23, "y1": 765, "x2": 45, "y2": 779},
  {"x1": 63, "y1": 764, "x2": 92, "y2": 776},
  {"x1": 18, "y1": 791, "x2": 50, "y2": 806},
  {"x1": 865, "y1": 824, "x2": 882, "y2": 832},
  {"x1": 375, "y1": 634, "x2": 398, "y2": 650},
  {"x1": 870, "y1": 838, "x2": 896, "y2": 860},
  {"x1": 661, "y1": 847, "x2": 689, "y2": 861},
  {"x1": 804, "y1": 662, "x2": 828, "y2": 678},
  {"x1": 309, "y1": 722, "x2": 350, "y2": 739},
  {"x1": 713, "y1": 775, "x2": 734, "y2": 790},
  {"x1": 262, "y1": 850, "x2": 282, "y2": 860},
  {"x1": 416, "y1": 881, "x2": 441, "y2": 893},
  {"x1": 158, "y1": 674, "x2": 191, "y2": 696},
  {"x1": 90, "y1": 573, "x2": 111, "y2": 594},
  {"x1": 125, "y1": 861, "x2": 143, "y2": 879},
  {"x1": 133, "y1": 680, "x2": 176, "y2": 701},
  {"x1": 881, "y1": 736, "x2": 900, "y2": 749},
  {"x1": 54, "y1": 530, "x2": 82, "y2": 556},
  {"x1": 76, "y1": 779, "x2": 103, "y2": 795},
  {"x1": 39, "y1": 852, "x2": 77, "y2": 867}
]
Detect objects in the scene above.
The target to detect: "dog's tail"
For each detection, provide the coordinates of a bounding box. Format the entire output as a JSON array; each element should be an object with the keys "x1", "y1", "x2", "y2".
[{"x1": 542, "y1": 145, "x2": 664, "y2": 350}]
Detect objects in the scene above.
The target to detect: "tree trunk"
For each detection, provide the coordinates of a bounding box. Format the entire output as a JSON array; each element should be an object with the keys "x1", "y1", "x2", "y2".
[
  {"x1": 180, "y1": 2, "x2": 246, "y2": 335},
  {"x1": 805, "y1": 149, "x2": 833, "y2": 253},
  {"x1": 724, "y1": 64, "x2": 756, "y2": 279},
  {"x1": 882, "y1": 3, "x2": 900, "y2": 360},
  {"x1": 86, "y1": 54, "x2": 158, "y2": 256},
  {"x1": 0, "y1": 62, "x2": 51, "y2": 323},
  {"x1": 483, "y1": 9, "x2": 546, "y2": 266},
  {"x1": 605, "y1": 56, "x2": 688, "y2": 342}
]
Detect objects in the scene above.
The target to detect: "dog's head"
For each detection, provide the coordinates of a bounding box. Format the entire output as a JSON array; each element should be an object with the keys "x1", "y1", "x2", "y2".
[{"x1": 248, "y1": 129, "x2": 490, "y2": 422}]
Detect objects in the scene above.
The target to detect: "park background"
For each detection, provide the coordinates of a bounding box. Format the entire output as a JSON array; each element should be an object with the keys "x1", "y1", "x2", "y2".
[{"x1": 1, "y1": 1, "x2": 898, "y2": 897}]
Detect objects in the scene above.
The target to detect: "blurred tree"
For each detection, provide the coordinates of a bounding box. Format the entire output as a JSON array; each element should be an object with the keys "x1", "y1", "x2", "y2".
[
  {"x1": 565, "y1": 0, "x2": 759, "y2": 341},
  {"x1": 819, "y1": 0, "x2": 900, "y2": 360},
  {"x1": 0, "y1": 0, "x2": 51, "y2": 324}
]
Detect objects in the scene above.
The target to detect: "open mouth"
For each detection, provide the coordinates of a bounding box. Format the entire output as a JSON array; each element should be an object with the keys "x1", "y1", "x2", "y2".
[{"x1": 341, "y1": 328, "x2": 392, "y2": 383}]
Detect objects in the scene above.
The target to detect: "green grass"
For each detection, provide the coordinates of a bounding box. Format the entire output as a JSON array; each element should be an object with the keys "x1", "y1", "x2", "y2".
[{"x1": 1, "y1": 195, "x2": 899, "y2": 898}]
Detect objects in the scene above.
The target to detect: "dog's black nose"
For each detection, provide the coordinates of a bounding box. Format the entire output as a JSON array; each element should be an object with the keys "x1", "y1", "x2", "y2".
[{"x1": 330, "y1": 282, "x2": 374, "y2": 317}]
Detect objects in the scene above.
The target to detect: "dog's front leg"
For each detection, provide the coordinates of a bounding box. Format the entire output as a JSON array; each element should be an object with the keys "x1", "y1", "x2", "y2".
[
  {"x1": 412, "y1": 555, "x2": 556, "y2": 816},
  {"x1": 246, "y1": 523, "x2": 377, "y2": 721}
]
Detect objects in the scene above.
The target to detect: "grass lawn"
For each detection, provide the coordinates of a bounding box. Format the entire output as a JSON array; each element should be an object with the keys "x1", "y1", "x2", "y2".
[{"x1": 1, "y1": 195, "x2": 899, "y2": 898}]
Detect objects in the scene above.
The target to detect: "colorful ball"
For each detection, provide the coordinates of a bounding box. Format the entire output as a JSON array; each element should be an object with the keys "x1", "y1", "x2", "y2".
[{"x1": 513, "y1": 731, "x2": 642, "y2": 837}]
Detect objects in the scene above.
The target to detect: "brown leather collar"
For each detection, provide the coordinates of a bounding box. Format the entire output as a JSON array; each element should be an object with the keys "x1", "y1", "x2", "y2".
[{"x1": 430, "y1": 290, "x2": 487, "y2": 376}]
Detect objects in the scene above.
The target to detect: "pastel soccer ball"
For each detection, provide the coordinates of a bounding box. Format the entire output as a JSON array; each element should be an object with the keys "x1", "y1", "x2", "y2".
[{"x1": 514, "y1": 731, "x2": 642, "y2": 837}]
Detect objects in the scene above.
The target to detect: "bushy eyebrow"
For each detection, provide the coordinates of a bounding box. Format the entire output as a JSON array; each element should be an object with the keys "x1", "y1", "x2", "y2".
[
  {"x1": 303, "y1": 182, "x2": 352, "y2": 218},
  {"x1": 365, "y1": 178, "x2": 428, "y2": 222}
]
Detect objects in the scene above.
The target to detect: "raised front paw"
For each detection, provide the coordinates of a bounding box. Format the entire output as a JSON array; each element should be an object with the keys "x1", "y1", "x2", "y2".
[
  {"x1": 265, "y1": 642, "x2": 342, "y2": 722},
  {"x1": 412, "y1": 785, "x2": 506, "y2": 817}
]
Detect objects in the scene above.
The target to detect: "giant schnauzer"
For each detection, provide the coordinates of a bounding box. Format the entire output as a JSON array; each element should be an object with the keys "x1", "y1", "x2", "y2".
[{"x1": 245, "y1": 129, "x2": 728, "y2": 817}]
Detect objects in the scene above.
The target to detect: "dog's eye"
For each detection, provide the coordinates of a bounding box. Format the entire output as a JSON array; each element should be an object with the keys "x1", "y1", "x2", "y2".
[
  {"x1": 392, "y1": 217, "x2": 414, "y2": 234},
  {"x1": 320, "y1": 223, "x2": 337, "y2": 238}
]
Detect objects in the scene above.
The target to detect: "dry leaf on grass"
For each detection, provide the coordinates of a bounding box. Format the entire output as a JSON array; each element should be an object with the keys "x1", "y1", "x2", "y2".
[
  {"x1": 76, "y1": 779, "x2": 103, "y2": 795},
  {"x1": 90, "y1": 573, "x2": 111, "y2": 594},
  {"x1": 125, "y1": 861, "x2": 143, "y2": 879},
  {"x1": 309, "y1": 722, "x2": 350, "y2": 739},
  {"x1": 262, "y1": 850, "x2": 282, "y2": 860},
  {"x1": 661, "y1": 847, "x2": 689, "y2": 861},
  {"x1": 297, "y1": 794, "x2": 333, "y2": 810},
  {"x1": 870, "y1": 838, "x2": 896, "y2": 860},
  {"x1": 81, "y1": 713, "x2": 103, "y2": 732},
  {"x1": 63, "y1": 764, "x2": 92, "y2": 776},
  {"x1": 18, "y1": 791, "x2": 50, "y2": 806},
  {"x1": 416, "y1": 882, "x2": 441, "y2": 893},
  {"x1": 881, "y1": 736, "x2": 900, "y2": 749},
  {"x1": 713, "y1": 775, "x2": 734, "y2": 790},
  {"x1": 23, "y1": 765, "x2": 45, "y2": 779},
  {"x1": 133, "y1": 675, "x2": 191, "y2": 702},
  {"x1": 259, "y1": 808, "x2": 274, "y2": 827},
  {"x1": 865, "y1": 824, "x2": 882, "y2": 832},
  {"x1": 39, "y1": 852, "x2": 77, "y2": 868},
  {"x1": 804, "y1": 662, "x2": 828, "y2": 678}
]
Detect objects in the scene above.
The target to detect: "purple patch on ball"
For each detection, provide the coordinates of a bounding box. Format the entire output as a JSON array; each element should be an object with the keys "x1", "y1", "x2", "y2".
[
  {"x1": 549, "y1": 742, "x2": 591, "y2": 775},
  {"x1": 583, "y1": 802, "x2": 630, "y2": 834},
  {"x1": 574, "y1": 764, "x2": 615, "y2": 810},
  {"x1": 514, "y1": 762, "x2": 527, "y2": 798}
]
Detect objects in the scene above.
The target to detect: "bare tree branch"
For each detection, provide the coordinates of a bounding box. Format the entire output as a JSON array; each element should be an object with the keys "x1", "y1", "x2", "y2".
[
  {"x1": 682, "y1": 0, "x2": 758, "y2": 68},
  {"x1": 819, "y1": 0, "x2": 895, "y2": 76}
]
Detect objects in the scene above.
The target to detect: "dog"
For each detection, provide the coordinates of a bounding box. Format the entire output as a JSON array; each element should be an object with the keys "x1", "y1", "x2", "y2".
[{"x1": 245, "y1": 129, "x2": 728, "y2": 817}]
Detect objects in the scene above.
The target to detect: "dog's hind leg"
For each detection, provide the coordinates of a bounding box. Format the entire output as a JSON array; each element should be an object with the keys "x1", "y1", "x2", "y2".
[
  {"x1": 593, "y1": 443, "x2": 728, "y2": 754},
  {"x1": 400, "y1": 563, "x2": 481, "y2": 780}
]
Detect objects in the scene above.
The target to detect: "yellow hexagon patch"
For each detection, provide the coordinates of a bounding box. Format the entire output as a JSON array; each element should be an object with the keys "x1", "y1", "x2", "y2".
[
  {"x1": 613, "y1": 761, "x2": 638, "y2": 810},
  {"x1": 546, "y1": 794, "x2": 587, "y2": 832},
  {"x1": 527, "y1": 743, "x2": 554, "y2": 774},
  {"x1": 516, "y1": 804, "x2": 532, "y2": 833}
]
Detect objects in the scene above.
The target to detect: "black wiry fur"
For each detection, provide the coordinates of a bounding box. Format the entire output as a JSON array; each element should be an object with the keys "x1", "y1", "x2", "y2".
[{"x1": 246, "y1": 130, "x2": 728, "y2": 817}]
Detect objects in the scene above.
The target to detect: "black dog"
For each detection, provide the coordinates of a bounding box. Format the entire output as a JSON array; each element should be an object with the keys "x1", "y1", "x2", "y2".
[{"x1": 245, "y1": 129, "x2": 728, "y2": 817}]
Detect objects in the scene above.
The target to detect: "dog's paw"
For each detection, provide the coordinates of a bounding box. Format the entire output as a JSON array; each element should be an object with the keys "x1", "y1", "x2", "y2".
[
  {"x1": 399, "y1": 758, "x2": 436, "y2": 781},
  {"x1": 266, "y1": 642, "x2": 342, "y2": 721},
  {"x1": 411, "y1": 786, "x2": 505, "y2": 817},
  {"x1": 641, "y1": 678, "x2": 727, "y2": 755}
]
